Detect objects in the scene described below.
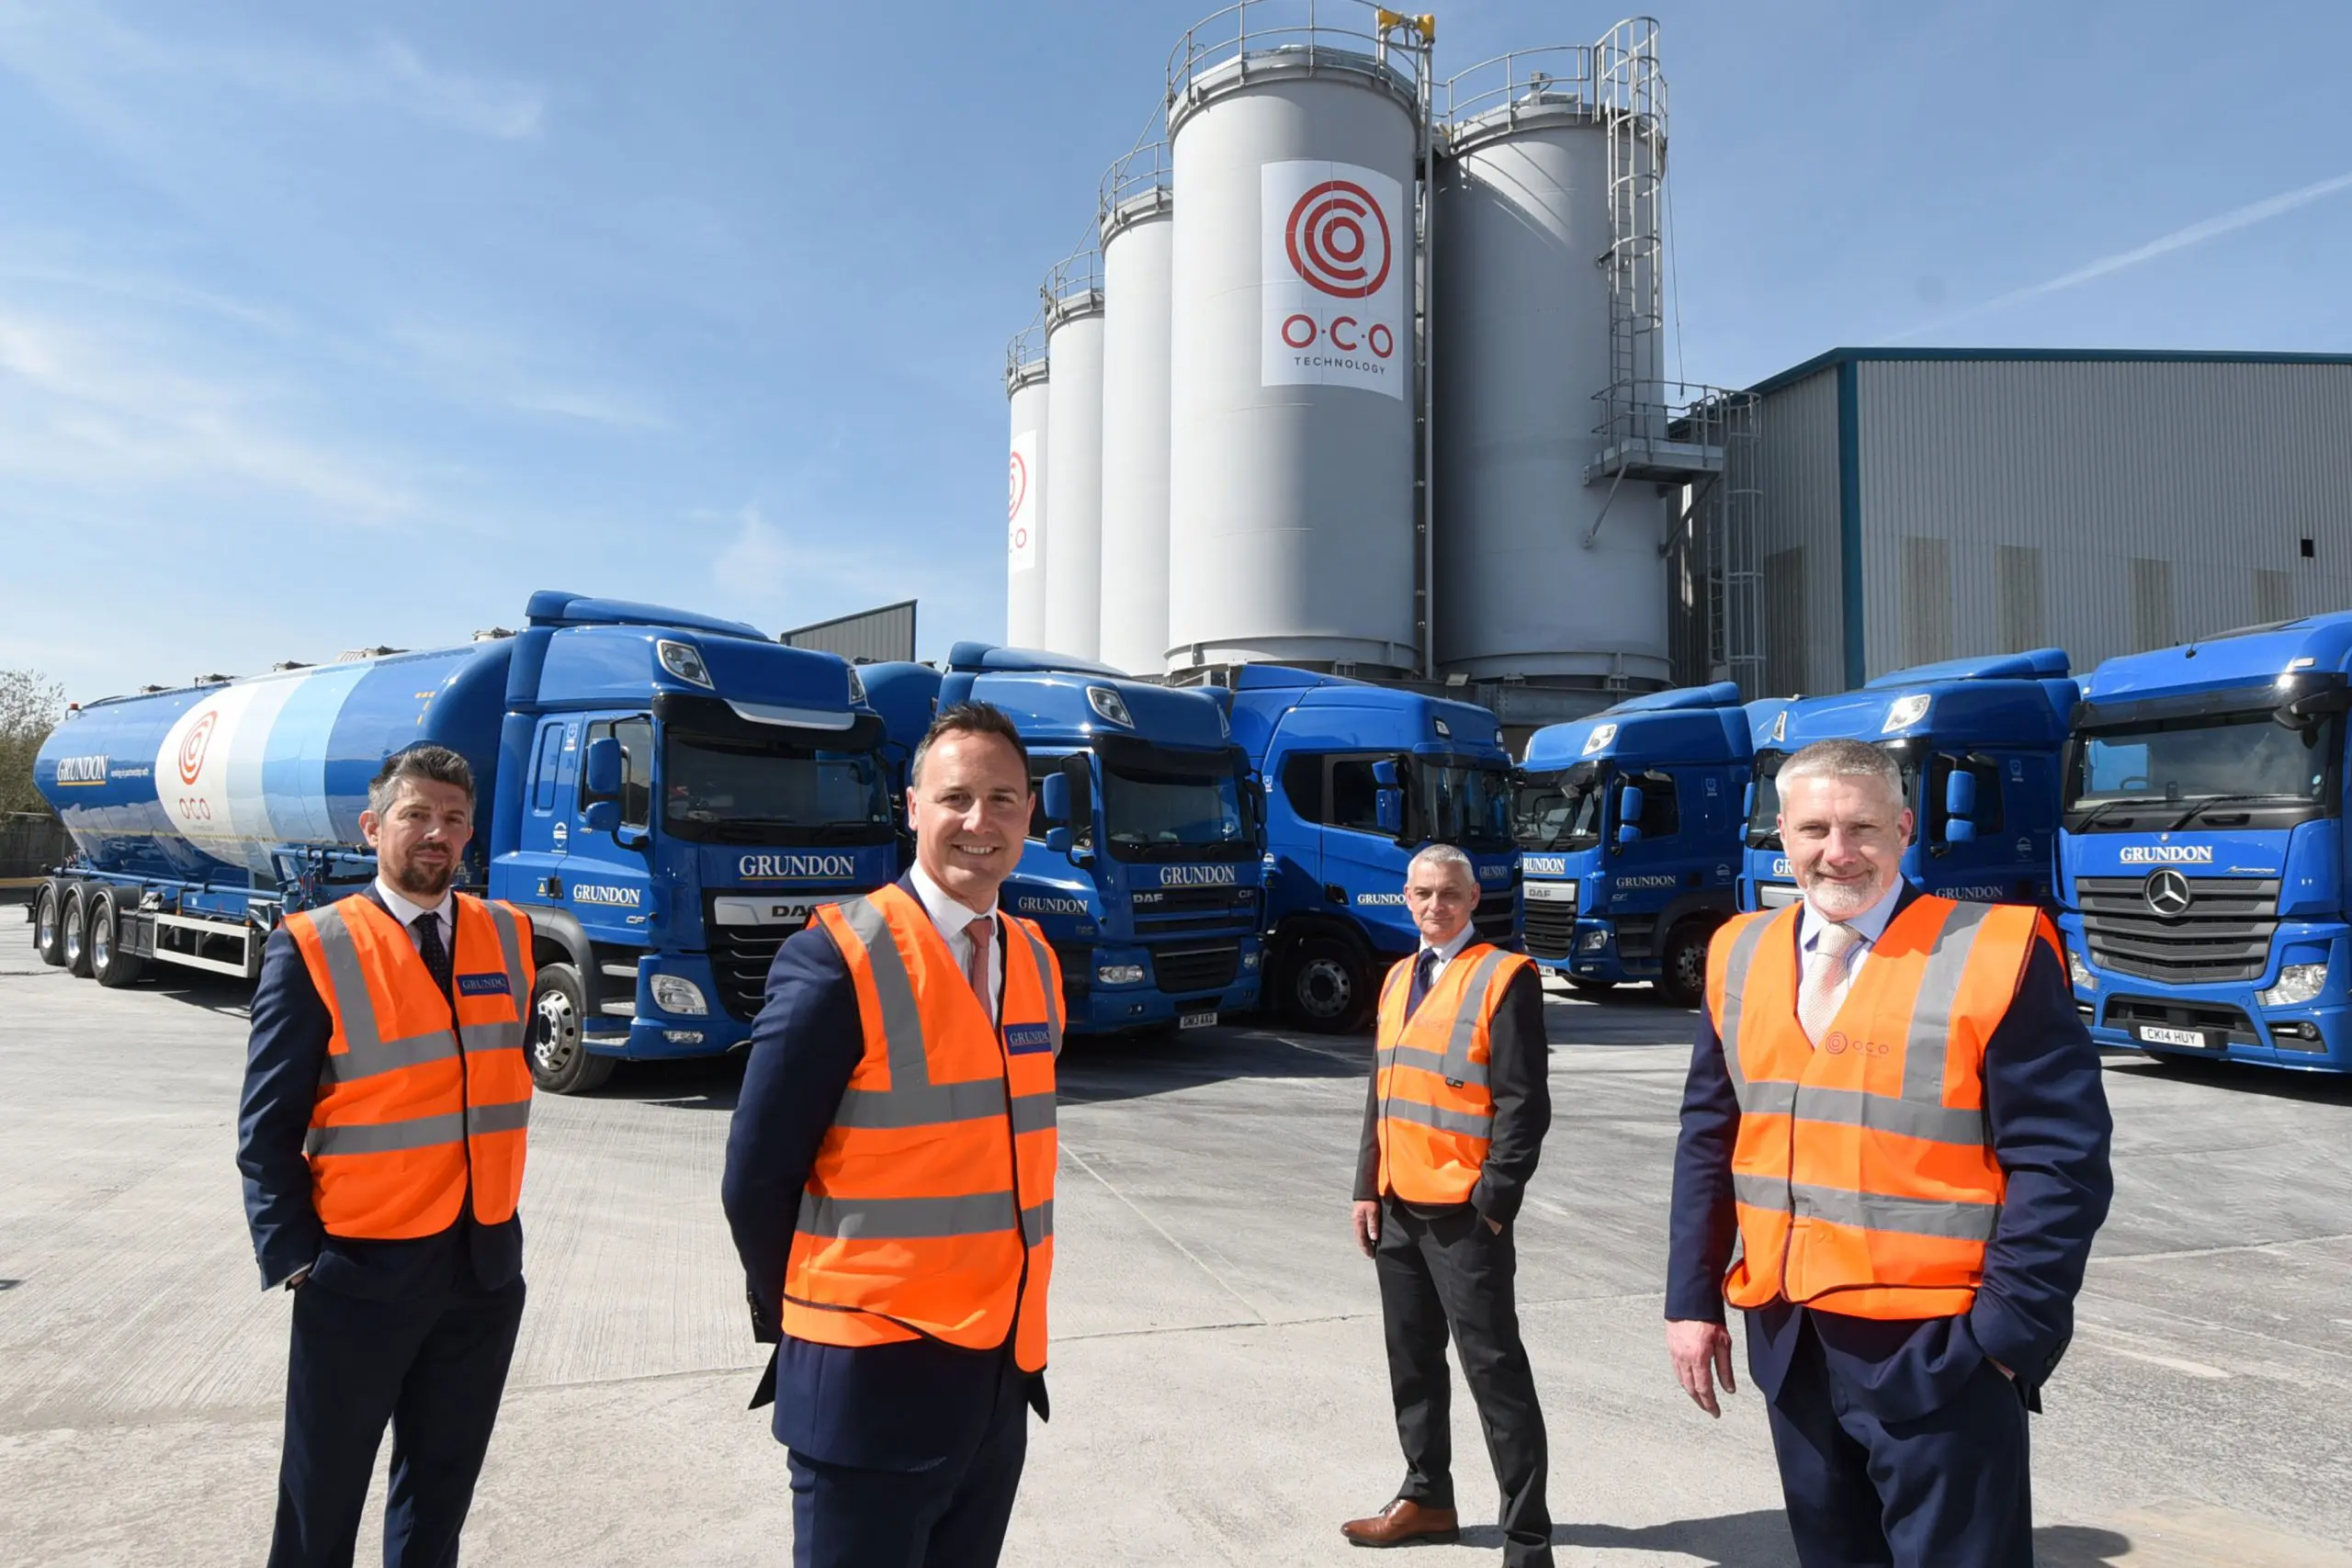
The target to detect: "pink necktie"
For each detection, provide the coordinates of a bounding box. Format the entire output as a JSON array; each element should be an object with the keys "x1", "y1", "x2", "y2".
[
  {"x1": 963, "y1": 917, "x2": 994, "y2": 1018},
  {"x1": 1798, "y1": 921, "x2": 1861, "y2": 1045}
]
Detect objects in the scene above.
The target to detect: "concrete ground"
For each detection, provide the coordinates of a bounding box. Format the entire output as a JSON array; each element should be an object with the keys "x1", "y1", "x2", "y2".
[{"x1": 4, "y1": 928, "x2": 2350, "y2": 1567}]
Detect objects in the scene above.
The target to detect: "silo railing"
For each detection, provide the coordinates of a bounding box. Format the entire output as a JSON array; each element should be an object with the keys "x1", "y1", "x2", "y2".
[
  {"x1": 1439, "y1": 44, "x2": 1600, "y2": 137},
  {"x1": 1101, "y1": 130, "x2": 1172, "y2": 235},
  {"x1": 1044, "y1": 243, "x2": 1103, "y2": 327},
  {"x1": 1005, "y1": 314, "x2": 1049, "y2": 394},
  {"x1": 1166, "y1": 0, "x2": 1430, "y2": 112}
]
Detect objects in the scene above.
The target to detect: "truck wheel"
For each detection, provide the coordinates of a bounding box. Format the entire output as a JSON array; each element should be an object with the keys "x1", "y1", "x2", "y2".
[
  {"x1": 88, "y1": 890, "x2": 147, "y2": 989},
  {"x1": 33, "y1": 882, "x2": 67, "y2": 966},
  {"x1": 1566, "y1": 976, "x2": 1616, "y2": 994},
  {"x1": 1657, "y1": 918, "x2": 1717, "y2": 1010},
  {"x1": 1285, "y1": 936, "x2": 1372, "y2": 1033},
  {"x1": 60, "y1": 885, "x2": 94, "y2": 977},
  {"x1": 527, "y1": 963, "x2": 616, "y2": 1095}
]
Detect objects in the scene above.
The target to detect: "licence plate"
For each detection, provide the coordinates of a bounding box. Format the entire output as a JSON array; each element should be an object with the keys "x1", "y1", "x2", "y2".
[
  {"x1": 1179, "y1": 1010, "x2": 1217, "y2": 1031},
  {"x1": 2138, "y1": 1025, "x2": 2206, "y2": 1050}
]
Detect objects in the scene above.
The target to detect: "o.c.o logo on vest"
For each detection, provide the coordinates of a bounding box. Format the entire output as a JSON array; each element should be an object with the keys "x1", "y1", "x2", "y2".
[{"x1": 1823, "y1": 1031, "x2": 1850, "y2": 1055}]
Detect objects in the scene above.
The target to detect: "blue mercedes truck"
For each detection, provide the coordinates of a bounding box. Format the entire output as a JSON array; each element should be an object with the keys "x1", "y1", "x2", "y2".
[
  {"x1": 2057, "y1": 613, "x2": 2352, "y2": 1073},
  {"x1": 1192, "y1": 665, "x2": 1519, "y2": 1033},
  {"x1": 1515, "y1": 683, "x2": 1768, "y2": 1007},
  {"x1": 1740, "y1": 650, "x2": 2075, "y2": 914},
  {"x1": 29, "y1": 591, "x2": 897, "y2": 1092},
  {"x1": 860, "y1": 645, "x2": 1264, "y2": 1037}
]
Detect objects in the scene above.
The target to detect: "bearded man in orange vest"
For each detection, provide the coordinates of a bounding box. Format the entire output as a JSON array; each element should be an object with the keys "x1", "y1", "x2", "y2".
[
  {"x1": 1342, "y1": 843, "x2": 1554, "y2": 1565},
  {"x1": 236, "y1": 744, "x2": 536, "y2": 1568},
  {"x1": 1665, "y1": 738, "x2": 2113, "y2": 1567},
  {"x1": 723, "y1": 702, "x2": 1062, "y2": 1568}
]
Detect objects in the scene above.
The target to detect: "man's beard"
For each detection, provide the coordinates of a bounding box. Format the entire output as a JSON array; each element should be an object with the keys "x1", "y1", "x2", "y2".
[
  {"x1": 1802, "y1": 866, "x2": 1883, "y2": 919},
  {"x1": 389, "y1": 856, "x2": 456, "y2": 899}
]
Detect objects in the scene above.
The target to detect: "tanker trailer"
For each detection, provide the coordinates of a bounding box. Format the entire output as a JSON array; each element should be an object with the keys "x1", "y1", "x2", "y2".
[{"x1": 29, "y1": 590, "x2": 899, "y2": 1093}]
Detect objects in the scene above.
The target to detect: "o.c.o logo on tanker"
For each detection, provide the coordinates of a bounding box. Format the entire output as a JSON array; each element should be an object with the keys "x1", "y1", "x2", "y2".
[
  {"x1": 178, "y1": 710, "x2": 219, "y2": 786},
  {"x1": 1008, "y1": 451, "x2": 1029, "y2": 523},
  {"x1": 1284, "y1": 180, "x2": 1391, "y2": 299}
]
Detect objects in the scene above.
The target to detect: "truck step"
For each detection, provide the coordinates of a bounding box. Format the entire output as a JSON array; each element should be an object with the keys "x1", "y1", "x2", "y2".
[{"x1": 598, "y1": 1000, "x2": 637, "y2": 1018}]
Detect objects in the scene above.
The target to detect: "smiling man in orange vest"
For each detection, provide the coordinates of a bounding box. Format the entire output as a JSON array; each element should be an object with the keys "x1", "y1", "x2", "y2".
[
  {"x1": 236, "y1": 744, "x2": 535, "y2": 1568},
  {"x1": 1343, "y1": 842, "x2": 1554, "y2": 1565},
  {"x1": 723, "y1": 702, "x2": 1061, "y2": 1568},
  {"x1": 1665, "y1": 738, "x2": 2113, "y2": 1567}
]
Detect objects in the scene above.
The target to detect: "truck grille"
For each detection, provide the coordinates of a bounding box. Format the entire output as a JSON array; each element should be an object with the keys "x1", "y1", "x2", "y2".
[
  {"x1": 706, "y1": 924, "x2": 785, "y2": 1023},
  {"x1": 2077, "y1": 875, "x2": 2279, "y2": 985},
  {"x1": 1523, "y1": 900, "x2": 1577, "y2": 960},
  {"x1": 1132, "y1": 884, "x2": 1253, "y2": 915},
  {"x1": 2102, "y1": 995, "x2": 2262, "y2": 1048},
  {"x1": 1048, "y1": 942, "x2": 1092, "y2": 1011},
  {"x1": 1613, "y1": 915, "x2": 1658, "y2": 962},
  {"x1": 1154, "y1": 942, "x2": 1240, "y2": 995},
  {"x1": 1472, "y1": 904, "x2": 1517, "y2": 947}
]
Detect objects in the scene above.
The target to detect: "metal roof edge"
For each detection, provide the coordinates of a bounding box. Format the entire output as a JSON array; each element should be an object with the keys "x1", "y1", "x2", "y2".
[{"x1": 1747, "y1": 344, "x2": 2352, "y2": 400}]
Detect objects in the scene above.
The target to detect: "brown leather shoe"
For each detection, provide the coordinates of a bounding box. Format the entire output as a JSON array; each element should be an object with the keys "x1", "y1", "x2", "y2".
[{"x1": 1340, "y1": 1498, "x2": 1461, "y2": 1548}]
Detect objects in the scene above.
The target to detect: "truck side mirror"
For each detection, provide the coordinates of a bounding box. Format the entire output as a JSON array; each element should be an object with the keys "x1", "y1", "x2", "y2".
[
  {"x1": 1741, "y1": 781, "x2": 1756, "y2": 820},
  {"x1": 1615, "y1": 784, "x2": 1645, "y2": 849},
  {"x1": 584, "y1": 737, "x2": 622, "y2": 799},
  {"x1": 1944, "y1": 770, "x2": 1978, "y2": 843},
  {"x1": 582, "y1": 800, "x2": 619, "y2": 834},
  {"x1": 1371, "y1": 758, "x2": 1405, "y2": 839},
  {"x1": 1041, "y1": 771, "x2": 1070, "y2": 828}
]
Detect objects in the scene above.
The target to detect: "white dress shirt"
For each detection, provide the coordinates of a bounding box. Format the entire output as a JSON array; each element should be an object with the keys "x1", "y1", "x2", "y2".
[
  {"x1": 1415, "y1": 920, "x2": 1477, "y2": 987},
  {"x1": 908, "y1": 864, "x2": 1001, "y2": 1024},
  {"x1": 1796, "y1": 879, "x2": 1905, "y2": 1019},
  {"x1": 375, "y1": 877, "x2": 454, "y2": 955}
]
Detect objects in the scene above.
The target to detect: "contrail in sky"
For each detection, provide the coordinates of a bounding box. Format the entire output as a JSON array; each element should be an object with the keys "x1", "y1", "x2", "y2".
[{"x1": 1882, "y1": 168, "x2": 2352, "y2": 342}]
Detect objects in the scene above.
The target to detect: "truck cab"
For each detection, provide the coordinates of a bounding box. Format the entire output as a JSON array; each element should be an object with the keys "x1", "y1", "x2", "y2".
[
  {"x1": 1204, "y1": 666, "x2": 1518, "y2": 1032},
  {"x1": 1515, "y1": 682, "x2": 1756, "y2": 1007},
  {"x1": 1740, "y1": 649, "x2": 2075, "y2": 915},
  {"x1": 2058, "y1": 614, "x2": 2352, "y2": 1072},
  {"x1": 862, "y1": 647, "x2": 1265, "y2": 1037}
]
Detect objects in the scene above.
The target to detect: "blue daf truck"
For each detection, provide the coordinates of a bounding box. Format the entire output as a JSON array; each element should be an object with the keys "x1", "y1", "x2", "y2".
[
  {"x1": 2057, "y1": 613, "x2": 2352, "y2": 1073},
  {"x1": 1740, "y1": 650, "x2": 2076, "y2": 914},
  {"x1": 29, "y1": 591, "x2": 898, "y2": 1092},
  {"x1": 1515, "y1": 683, "x2": 1775, "y2": 1007},
  {"x1": 860, "y1": 646, "x2": 1264, "y2": 1037},
  {"x1": 1189, "y1": 666, "x2": 1519, "y2": 1032}
]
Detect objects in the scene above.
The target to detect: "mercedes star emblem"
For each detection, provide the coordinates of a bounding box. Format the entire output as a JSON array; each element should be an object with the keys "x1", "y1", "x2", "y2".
[{"x1": 2143, "y1": 868, "x2": 2192, "y2": 917}]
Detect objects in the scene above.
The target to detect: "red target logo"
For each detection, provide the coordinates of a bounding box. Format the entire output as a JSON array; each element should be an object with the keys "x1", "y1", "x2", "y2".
[
  {"x1": 178, "y1": 710, "x2": 218, "y2": 786},
  {"x1": 1008, "y1": 451, "x2": 1029, "y2": 522},
  {"x1": 1285, "y1": 179, "x2": 1392, "y2": 299}
]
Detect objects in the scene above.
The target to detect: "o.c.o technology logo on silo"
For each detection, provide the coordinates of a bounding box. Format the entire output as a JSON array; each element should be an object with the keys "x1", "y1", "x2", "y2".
[
  {"x1": 1007, "y1": 429, "x2": 1040, "y2": 570},
  {"x1": 1008, "y1": 451, "x2": 1029, "y2": 525},
  {"x1": 1284, "y1": 180, "x2": 1392, "y2": 299},
  {"x1": 178, "y1": 710, "x2": 219, "y2": 785}
]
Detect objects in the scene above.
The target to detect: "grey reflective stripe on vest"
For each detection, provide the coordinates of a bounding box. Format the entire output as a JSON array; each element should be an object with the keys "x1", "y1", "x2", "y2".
[
  {"x1": 1900, "y1": 900, "x2": 1996, "y2": 1107},
  {"x1": 1382, "y1": 1100, "x2": 1495, "y2": 1138},
  {"x1": 1734, "y1": 1081, "x2": 1987, "y2": 1146},
  {"x1": 311, "y1": 903, "x2": 460, "y2": 1084},
  {"x1": 466, "y1": 1099, "x2": 530, "y2": 1136},
  {"x1": 1010, "y1": 1091, "x2": 1057, "y2": 1136},
  {"x1": 306, "y1": 1110, "x2": 465, "y2": 1157},
  {"x1": 1442, "y1": 949, "x2": 1510, "y2": 1083},
  {"x1": 836, "y1": 1077, "x2": 1010, "y2": 1129},
  {"x1": 1714, "y1": 913, "x2": 1777, "y2": 1096},
  {"x1": 840, "y1": 895, "x2": 932, "y2": 1089},
  {"x1": 1021, "y1": 1199, "x2": 1054, "y2": 1246},
  {"x1": 1004, "y1": 918, "x2": 1064, "y2": 1054},
  {"x1": 797, "y1": 1190, "x2": 1017, "y2": 1240},
  {"x1": 1732, "y1": 1174, "x2": 2000, "y2": 1242}
]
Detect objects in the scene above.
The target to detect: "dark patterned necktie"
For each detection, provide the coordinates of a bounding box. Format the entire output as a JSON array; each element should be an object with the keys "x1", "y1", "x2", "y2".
[
  {"x1": 413, "y1": 911, "x2": 454, "y2": 1001},
  {"x1": 1408, "y1": 948, "x2": 1438, "y2": 1015}
]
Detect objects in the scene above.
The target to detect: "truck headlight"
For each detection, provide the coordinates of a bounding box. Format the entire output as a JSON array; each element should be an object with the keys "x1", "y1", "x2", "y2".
[
  {"x1": 650, "y1": 975, "x2": 707, "y2": 1015},
  {"x1": 1579, "y1": 930, "x2": 1609, "y2": 953},
  {"x1": 2068, "y1": 949, "x2": 2095, "y2": 992},
  {"x1": 2256, "y1": 964, "x2": 2327, "y2": 1009},
  {"x1": 1096, "y1": 964, "x2": 1146, "y2": 987},
  {"x1": 656, "y1": 638, "x2": 714, "y2": 689},
  {"x1": 1241, "y1": 950, "x2": 1261, "y2": 970}
]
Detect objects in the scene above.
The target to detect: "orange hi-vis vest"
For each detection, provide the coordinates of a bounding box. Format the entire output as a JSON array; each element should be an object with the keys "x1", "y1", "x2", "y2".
[
  {"x1": 783, "y1": 884, "x2": 1063, "y2": 1371},
  {"x1": 1705, "y1": 894, "x2": 2058, "y2": 1320},
  {"x1": 1374, "y1": 942, "x2": 1532, "y2": 1205},
  {"x1": 284, "y1": 892, "x2": 535, "y2": 1239}
]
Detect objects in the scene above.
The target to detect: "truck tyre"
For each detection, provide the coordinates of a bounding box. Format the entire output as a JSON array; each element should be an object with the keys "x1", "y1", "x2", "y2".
[
  {"x1": 1657, "y1": 918, "x2": 1717, "y2": 1010},
  {"x1": 527, "y1": 963, "x2": 616, "y2": 1095},
  {"x1": 1566, "y1": 976, "x2": 1615, "y2": 995},
  {"x1": 88, "y1": 890, "x2": 147, "y2": 989},
  {"x1": 1285, "y1": 935, "x2": 1373, "y2": 1034},
  {"x1": 33, "y1": 881, "x2": 67, "y2": 966},
  {"x1": 60, "y1": 885, "x2": 94, "y2": 977}
]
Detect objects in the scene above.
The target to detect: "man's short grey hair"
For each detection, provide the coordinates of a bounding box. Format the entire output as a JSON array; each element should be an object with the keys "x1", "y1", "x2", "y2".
[
  {"x1": 368, "y1": 744, "x2": 475, "y2": 818},
  {"x1": 1778, "y1": 738, "x2": 1903, "y2": 803},
  {"x1": 1405, "y1": 842, "x2": 1476, "y2": 886}
]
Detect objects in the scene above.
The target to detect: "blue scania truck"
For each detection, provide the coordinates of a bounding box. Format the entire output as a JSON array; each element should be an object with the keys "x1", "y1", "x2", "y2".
[
  {"x1": 1515, "y1": 683, "x2": 1775, "y2": 1007},
  {"x1": 860, "y1": 646, "x2": 1264, "y2": 1037},
  {"x1": 1740, "y1": 650, "x2": 2075, "y2": 914},
  {"x1": 1190, "y1": 666, "x2": 1519, "y2": 1032},
  {"x1": 2057, "y1": 613, "x2": 2352, "y2": 1073},
  {"x1": 29, "y1": 591, "x2": 898, "y2": 1092}
]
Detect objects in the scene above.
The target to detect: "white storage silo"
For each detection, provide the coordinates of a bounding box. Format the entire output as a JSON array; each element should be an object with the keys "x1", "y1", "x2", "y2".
[
  {"x1": 1432, "y1": 42, "x2": 1672, "y2": 688},
  {"x1": 1042, "y1": 252, "x2": 1105, "y2": 661},
  {"x1": 1005, "y1": 324, "x2": 1050, "y2": 649},
  {"x1": 1096, "y1": 141, "x2": 1174, "y2": 677},
  {"x1": 1165, "y1": 7, "x2": 1426, "y2": 673}
]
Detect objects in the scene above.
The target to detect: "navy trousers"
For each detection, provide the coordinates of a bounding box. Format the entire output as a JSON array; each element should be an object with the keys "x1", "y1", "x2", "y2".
[
  {"x1": 1766, "y1": 1315, "x2": 2032, "y2": 1568},
  {"x1": 786, "y1": 1354, "x2": 1031, "y2": 1568},
  {"x1": 267, "y1": 1276, "x2": 526, "y2": 1568}
]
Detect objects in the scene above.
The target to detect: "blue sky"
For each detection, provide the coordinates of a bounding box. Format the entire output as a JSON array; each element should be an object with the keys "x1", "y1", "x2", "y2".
[{"x1": 4, "y1": 0, "x2": 2347, "y2": 702}]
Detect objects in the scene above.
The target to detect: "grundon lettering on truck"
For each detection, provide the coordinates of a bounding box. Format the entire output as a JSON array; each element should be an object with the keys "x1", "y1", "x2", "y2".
[
  {"x1": 739, "y1": 852, "x2": 861, "y2": 881},
  {"x1": 2119, "y1": 844, "x2": 2216, "y2": 866},
  {"x1": 1522, "y1": 855, "x2": 1568, "y2": 877},
  {"x1": 1156, "y1": 863, "x2": 1239, "y2": 887},
  {"x1": 52, "y1": 756, "x2": 108, "y2": 785},
  {"x1": 571, "y1": 884, "x2": 643, "y2": 908}
]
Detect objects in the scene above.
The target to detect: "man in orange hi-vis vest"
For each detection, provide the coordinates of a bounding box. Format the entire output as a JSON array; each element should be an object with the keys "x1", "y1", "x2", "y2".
[
  {"x1": 724, "y1": 702, "x2": 1061, "y2": 1568},
  {"x1": 1342, "y1": 843, "x2": 1554, "y2": 1565},
  {"x1": 1666, "y1": 738, "x2": 2112, "y2": 1568},
  {"x1": 237, "y1": 745, "x2": 535, "y2": 1568}
]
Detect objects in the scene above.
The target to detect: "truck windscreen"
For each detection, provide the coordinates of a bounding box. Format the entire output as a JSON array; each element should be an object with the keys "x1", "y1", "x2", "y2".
[
  {"x1": 662, "y1": 732, "x2": 894, "y2": 845},
  {"x1": 1418, "y1": 761, "x2": 1514, "y2": 851},
  {"x1": 1101, "y1": 755, "x2": 1252, "y2": 863},
  {"x1": 2065, "y1": 710, "x2": 2342, "y2": 830},
  {"x1": 1514, "y1": 763, "x2": 1602, "y2": 852}
]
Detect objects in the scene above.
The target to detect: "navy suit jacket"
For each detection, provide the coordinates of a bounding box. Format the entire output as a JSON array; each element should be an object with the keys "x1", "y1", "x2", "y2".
[
  {"x1": 720, "y1": 878, "x2": 1047, "y2": 1471},
  {"x1": 236, "y1": 889, "x2": 524, "y2": 1301},
  {"x1": 1665, "y1": 884, "x2": 2113, "y2": 1422}
]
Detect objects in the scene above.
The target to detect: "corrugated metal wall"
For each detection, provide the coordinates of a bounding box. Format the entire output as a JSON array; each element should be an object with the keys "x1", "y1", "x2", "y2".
[
  {"x1": 779, "y1": 600, "x2": 918, "y2": 665},
  {"x1": 1854, "y1": 359, "x2": 2352, "y2": 679},
  {"x1": 1752, "y1": 367, "x2": 1842, "y2": 696}
]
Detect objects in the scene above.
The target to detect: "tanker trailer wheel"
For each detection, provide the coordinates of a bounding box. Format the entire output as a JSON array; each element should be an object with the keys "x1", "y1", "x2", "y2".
[
  {"x1": 88, "y1": 889, "x2": 147, "y2": 989},
  {"x1": 1285, "y1": 935, "x2": 1372, "y2": 1034},
  {"x1": 1657, "y1": 918, "x2": 1718, "y2": 1010},
  {"x1": 33, "y1": 881, "x2": 67, "y2": 966},
  {"x1": 60, "y1": 885, "x2": 94, "y2": 977},
  {"x1": 527, "y1": 963, "x2": 615, "y2": 1095}
]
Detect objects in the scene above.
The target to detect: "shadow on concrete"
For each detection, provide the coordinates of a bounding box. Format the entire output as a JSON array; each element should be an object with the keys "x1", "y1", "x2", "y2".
[
  {"x1": 1462, "y1": 1513, "x2": 2134, "y2": 1565},
  {"x1": 593, "y1": 1054, "x2": 745, "y2": 1111},
  {"x1": 2032, "y1": 1525, "x2": 2137, "y2": 1564},
  {"x1": 130, "y1": 968, "x2": 255, "y2": 1018},
  {"x1": 1057, "y1": 1024, "x2": 1370, "y2": 1106},
  {"x1": 2104, "y1": 1053, "x2": 2352, "y2": 1106}
]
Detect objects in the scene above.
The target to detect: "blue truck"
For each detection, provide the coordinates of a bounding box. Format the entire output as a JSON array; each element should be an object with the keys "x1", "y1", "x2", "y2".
[
  {"x1": 859, "y1": 645, "x2": 1265, "y2": 1037},
  {"x1": 29, "y1": 591, "x2": 898, "y2": 1092},
  {"x1": 2057, "y1": 613, "x2": 2352, "y2": 1073},
  {"x1": 1740, "y1": 649, "x2": 2076, "y2": 914},
  {"x1": 1515, "y1": 682, "x2": 1770, "y2": 1007},
  {"x1": 1193, "y1": 665, "x2": 1519, "y2": 1032}
]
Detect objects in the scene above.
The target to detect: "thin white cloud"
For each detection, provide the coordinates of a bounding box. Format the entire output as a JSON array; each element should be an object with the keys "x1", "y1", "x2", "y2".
[
  {"x1": 1883, "y1": 168, "x2": 2352, "y2": 342},
  {"x1": 713, "y1": 507, "x2": 793, "y2": 603},
  {"x1": 387, "y1": 324, "x2": 669, "y2": 433}
]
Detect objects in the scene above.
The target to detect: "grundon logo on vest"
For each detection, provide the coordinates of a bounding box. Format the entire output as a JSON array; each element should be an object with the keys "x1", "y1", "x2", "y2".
[{"x1": 740, "y1": 852, "x2": 861, "y2": 881}]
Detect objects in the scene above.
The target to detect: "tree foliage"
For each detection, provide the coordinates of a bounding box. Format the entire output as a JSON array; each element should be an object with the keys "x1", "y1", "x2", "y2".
[{"x1": 1, "y1": 669, "x2": 66, "y2": 818}]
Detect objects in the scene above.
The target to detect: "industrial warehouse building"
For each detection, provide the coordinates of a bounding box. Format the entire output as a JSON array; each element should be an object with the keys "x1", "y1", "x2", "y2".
[{"x1": 1743, "y1": 348, "x2": 2352, "y2": 697}]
